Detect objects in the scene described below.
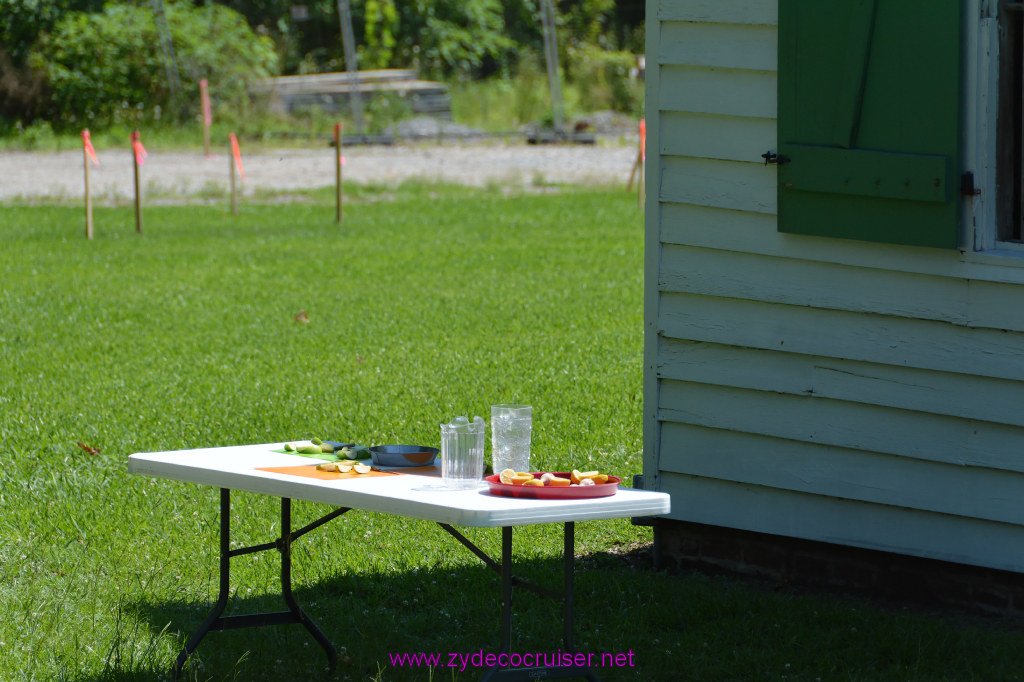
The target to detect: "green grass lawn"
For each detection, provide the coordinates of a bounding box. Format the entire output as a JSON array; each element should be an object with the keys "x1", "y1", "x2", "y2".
[{"x1": 3, "y1": 183, "x2": 1024, "y2": 682}]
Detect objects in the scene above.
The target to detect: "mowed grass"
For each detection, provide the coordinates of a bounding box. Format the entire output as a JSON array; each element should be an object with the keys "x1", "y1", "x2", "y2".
[{"x1": 2, "y1": 183, "x2": 1024, "y2": 682}]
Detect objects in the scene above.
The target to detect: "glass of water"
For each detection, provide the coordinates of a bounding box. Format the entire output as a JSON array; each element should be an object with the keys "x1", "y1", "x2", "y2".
[
  {"x1": 440, "y1": 415, "x2": 486, "y2": 489},
  {"x1": 490, "y1": 404, "x2": 532, "y2": 473}
]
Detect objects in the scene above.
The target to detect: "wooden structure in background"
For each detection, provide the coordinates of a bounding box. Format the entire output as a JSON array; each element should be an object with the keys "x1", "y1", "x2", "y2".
[{"x1": 254, "y1": 69, "x2": 451, "y2": 119}]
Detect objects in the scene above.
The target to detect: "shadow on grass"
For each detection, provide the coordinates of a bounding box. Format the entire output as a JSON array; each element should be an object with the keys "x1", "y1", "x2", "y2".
[
  {"x1": 66, "y1": 543, "x2": 656, "y2": 682},
  {"x1": 63, "y1": 536, "x2": 1024, "y2": 682}
]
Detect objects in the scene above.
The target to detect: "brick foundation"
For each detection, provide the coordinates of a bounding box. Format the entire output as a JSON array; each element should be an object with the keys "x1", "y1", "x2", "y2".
[{"x1": 654, "y1": 519, "x2": 1024, "y2": 617}]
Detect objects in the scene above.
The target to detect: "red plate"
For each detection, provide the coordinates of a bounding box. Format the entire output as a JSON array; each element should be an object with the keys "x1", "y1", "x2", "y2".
[{"x1": 484, "y1": 472, "x2": 621, "y2": 499}]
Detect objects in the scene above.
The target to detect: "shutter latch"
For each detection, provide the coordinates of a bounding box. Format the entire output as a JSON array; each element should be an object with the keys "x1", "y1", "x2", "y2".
[
  {"x1": 961, "y1": 171, "x2": 982, "y2": 196},
  {"x1": 762, "y1": 151, "x2": 790, "y2": 166}
]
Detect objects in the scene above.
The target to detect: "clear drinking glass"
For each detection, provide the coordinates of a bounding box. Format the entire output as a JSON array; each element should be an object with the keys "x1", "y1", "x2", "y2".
[
  {"x1": 490, "y1": 404, "x2": 532, "y2": 473},
  {"x1": 440, "y1": 415, "x2": 486, "y2": 489}
]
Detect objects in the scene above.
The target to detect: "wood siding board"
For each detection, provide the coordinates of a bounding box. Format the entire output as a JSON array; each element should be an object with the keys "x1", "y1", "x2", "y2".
[
  {"x1": 660, "y1": 244, "x2": 970, "y2": 325},
  {"x1": 658, "y1": 380, "x2": 1024, "y2": 473},
  {"x1": 661, "y1": 157, "x2": 776, "y2": 214},
  {"x1": 660, "y1": 112, "x2": 776, "y2": 163},
  {"x1": 660, "y1": 238, "x2": 1024, "y2": 332},
  {"x1": 659, "y1": 422, "x2": 1024, "y2": 524},
  {"x1": 659, "y1": 65, "x2": 777, "y2": 119},
  {"x1": 660, "y1": 202, "x2": 1024, "y2": 286},
  {"x1": 657, "y1": 0, "x2": 778, "y2": 26},
  {"x1": 660, "y1": 21, "x2": 778, "y2": 70},
  {"x1": 658, "y1": 292, "x2": 1024, "y2": 382},
  {"x1": 659, "y1": 472, "x2": 1024, "y2": 573},
  {"x1": 658, "y1": 338, "x2": 1024, "y2": 429}
]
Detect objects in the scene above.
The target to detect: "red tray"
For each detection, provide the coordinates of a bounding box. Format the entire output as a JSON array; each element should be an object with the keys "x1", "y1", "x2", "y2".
[{"x1": 484, "y1": 472, "x2": 621, "y2": 499}]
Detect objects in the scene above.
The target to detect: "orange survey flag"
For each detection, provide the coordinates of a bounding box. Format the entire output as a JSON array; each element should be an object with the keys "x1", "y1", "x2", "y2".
[
  {"x1": 82, "y1": 129, "x2": 99, "y2": 166},
  {"x1": 639, "y1": 118, "x2": 646, "y2": 161},
  {"x1": 229, "y1": 133, "x2": 245, "y2": 180},
  {"x1": 131, "y1": 130, "x2": 147, "y2": 166}
]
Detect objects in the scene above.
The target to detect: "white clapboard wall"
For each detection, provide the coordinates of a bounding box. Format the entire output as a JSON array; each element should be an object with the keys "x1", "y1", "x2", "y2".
[{"x1": 643, "y1": 0, "x2": 1024, "y2": 572}]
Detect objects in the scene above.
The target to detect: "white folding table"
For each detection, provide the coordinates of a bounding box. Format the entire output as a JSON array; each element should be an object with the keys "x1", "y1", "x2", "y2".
[{"x1": 128, "y1": 444, "x2": 670, "y2": 681}]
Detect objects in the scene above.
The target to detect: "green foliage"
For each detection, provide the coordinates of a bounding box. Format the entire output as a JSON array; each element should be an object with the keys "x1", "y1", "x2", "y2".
[
  {"x1": 565, "y1": 43, "x2": 644, "y2": 114},
  {"x1": 29, "y1": 1, "x2": 278, "y2": 129},
  {"x1": 449, "y1": 55, "x2": 549, "y2": 130},
  {"x1": 393, "y1": 0, "x2": 516, "y2": 79},
  {"x1": 11, "y1": 119, "x2": 56, "y2": 150},
  {"x1": 559, "y1": 0, "x2": 617, "y2": 48},
  {"x1": 0, "y1": 0, "x2": 102, "y2": 66},
  {"x1": 184, "y1": 0, "x2": 643, "y2": 81},
  {"x1": 361, "y1": 0, "x2": 399, "y2": 69}
]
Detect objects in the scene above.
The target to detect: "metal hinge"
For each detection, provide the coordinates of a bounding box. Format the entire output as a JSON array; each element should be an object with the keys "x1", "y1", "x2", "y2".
[
  {"x1": 762, "y1": 151, "x2": 790, "y2": 166},
  {"x1": 961, "y1": 171, "x2": 982, "y2": 196}
]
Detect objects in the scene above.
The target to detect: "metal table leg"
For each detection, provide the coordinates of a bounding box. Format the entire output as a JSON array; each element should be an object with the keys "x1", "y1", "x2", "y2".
[
  {"x1": 438, "y1": 522, "x2": 600, "y2": 682},
  {"x1": 173, "y1": 488, "x2": 346, "y2": 679}
]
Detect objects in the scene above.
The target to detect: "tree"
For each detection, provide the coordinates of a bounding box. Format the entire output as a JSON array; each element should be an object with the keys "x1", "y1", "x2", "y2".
[{"x1": 29, "y1": 1, "x2": 278, "y2": 128}]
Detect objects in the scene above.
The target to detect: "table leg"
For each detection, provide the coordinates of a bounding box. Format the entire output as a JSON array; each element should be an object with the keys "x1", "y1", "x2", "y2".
[
  {"x1": 172, "y1": 489, "x2": 342, "y2": 679},
  {"x1": 173, "y1": 488, "x2": 232, "y2": 678},
  {"x1": 279, "y1": 498, "x2": 339, "y2": 671},
  {"x1": 500, "y1": 525, "x2": 513, "y2": 654},
  {"x1": 438, "y1": 522, "x2": 599, "y2": 682},
  {"x1": 563, "y1": 521, "x2": 575, "y2": 652}
]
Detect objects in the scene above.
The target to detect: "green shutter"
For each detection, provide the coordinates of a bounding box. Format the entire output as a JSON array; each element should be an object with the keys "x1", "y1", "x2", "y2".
[{"x1": 777, "y1": 0, "x2": 963, "y2": 249}]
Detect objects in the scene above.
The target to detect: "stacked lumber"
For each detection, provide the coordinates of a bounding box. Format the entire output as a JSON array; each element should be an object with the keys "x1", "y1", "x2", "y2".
[{"x1": 254, "y1": 69, "x2": 451, "y2": 118}]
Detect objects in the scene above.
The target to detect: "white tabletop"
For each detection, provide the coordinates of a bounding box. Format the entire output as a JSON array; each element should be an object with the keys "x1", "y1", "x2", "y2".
[{"x1": 128, "y1": 443, "x2": 670, "y2": 527}]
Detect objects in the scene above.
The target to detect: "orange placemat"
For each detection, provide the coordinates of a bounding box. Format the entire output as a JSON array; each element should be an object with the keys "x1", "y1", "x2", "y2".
[
  {"x1": 257, "y1": 465, "x2": 399, "y2": 481},
  {"x1": 257, "y1": 464, "x2": 442, "y2": 481}
]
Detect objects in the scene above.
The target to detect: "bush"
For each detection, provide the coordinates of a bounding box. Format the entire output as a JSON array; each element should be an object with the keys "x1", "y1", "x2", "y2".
[
  {"x1": 565, "y1": 43, "x2": 643, "y2": 114},
  {"x1": 394, "y1": 0, "x2": 516, "y2": 79},
  {"x1": 29, "y1": 1, "x2": 278, "y2": 129}
]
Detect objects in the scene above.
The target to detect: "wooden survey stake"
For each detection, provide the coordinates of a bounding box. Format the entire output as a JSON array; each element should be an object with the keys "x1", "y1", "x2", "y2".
[
  {"x1": 229, "y1": 133, "x2": 244, "y2": 216},
  {"x1": 627, "y1": 118, "x2": 646, "y2": 209},
  {"x1": 200, "y1": 79, "x2": 212, "y2": 157},
  {"x1": 335, "y1": 122, "x2": 343, "y2": 223},
  {"x1": 82, "y1": 129, "x2": 98, "y2": 239},
  {"x1": 229, "y1": 140, "x2": 237, "y2": 215},
  {"x1": 131, "y1": 130, "x2": 145, "y2": 233}
]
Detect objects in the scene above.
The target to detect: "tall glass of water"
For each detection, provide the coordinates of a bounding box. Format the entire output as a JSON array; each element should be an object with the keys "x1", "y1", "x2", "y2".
[
  {"x1": 440, "y1": 415, "x2": 486, "y2": 489},
  {"x1": 490, "y1": 404, "x2": 532, "y2": 473}
]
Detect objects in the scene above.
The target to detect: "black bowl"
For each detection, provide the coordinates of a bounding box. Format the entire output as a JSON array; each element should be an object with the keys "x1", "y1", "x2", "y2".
[{"x1": 369, "y1": 445, "x2": 439, "y2": 467}]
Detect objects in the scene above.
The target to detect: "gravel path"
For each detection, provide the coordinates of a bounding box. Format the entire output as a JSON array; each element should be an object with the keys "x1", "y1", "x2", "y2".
[{"x1": 0, "y1": 140, "x2": 640, "y2": 201}]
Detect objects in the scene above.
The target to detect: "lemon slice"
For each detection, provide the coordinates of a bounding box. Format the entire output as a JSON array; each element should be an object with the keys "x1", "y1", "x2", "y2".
[
  {"x1": 353, "y1": 463, "x2": 372, "y2": 474},
  {"x1": 499, "y1": 468, "x2": 516, "y2": 485},
  {"x1": 571, "y1": 469, "x2": 599, "y2": 484},
  {"x1": 522, "y1": 479, "x2": 544, "y2": 487}
]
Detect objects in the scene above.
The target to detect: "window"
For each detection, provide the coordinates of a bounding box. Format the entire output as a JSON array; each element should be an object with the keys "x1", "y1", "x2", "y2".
[
  {"x1": 965, "y1": 0, "x2": 1024, "y2": 252},
  {"x1": 995, "y1": 1, "x2": 1023, "y2": 243},
  {"x1": 776, "y1": 1, "x2": 1024, "y2": 253}
]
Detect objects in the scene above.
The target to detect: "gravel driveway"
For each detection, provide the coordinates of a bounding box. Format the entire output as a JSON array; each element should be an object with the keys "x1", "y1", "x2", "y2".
[{"x1": 0, "y1": 139, "x2": 641, "y2": 201}]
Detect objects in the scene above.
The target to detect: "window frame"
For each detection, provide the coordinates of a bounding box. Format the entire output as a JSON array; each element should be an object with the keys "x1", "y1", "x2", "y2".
[{"x1": 965, "y1": 0, "x2": 1024, "y2": 254}]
